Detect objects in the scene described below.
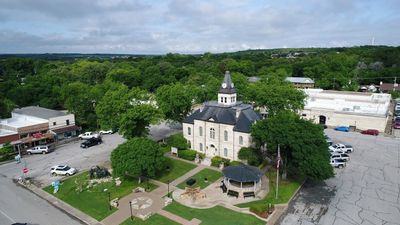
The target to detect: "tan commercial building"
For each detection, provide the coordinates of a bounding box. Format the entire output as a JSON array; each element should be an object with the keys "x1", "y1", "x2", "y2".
[{"x1": 301, "y1": 89, "x2": 391, "y2": 132}]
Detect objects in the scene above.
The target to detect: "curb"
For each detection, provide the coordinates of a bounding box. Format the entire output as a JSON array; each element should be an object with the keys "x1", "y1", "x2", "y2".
[{"x1": 17, "y1": 181, "x2": 102, "y2": 225}]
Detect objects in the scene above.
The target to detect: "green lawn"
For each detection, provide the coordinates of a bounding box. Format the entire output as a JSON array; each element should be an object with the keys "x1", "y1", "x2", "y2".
[
  {"x1": 43, "y1": 171, "x2": 157, "y2": 221},
  {"x1": 164, "y1": 202, "x2": 265, "y2": 225},
  {"x1": 236, "y1": 170, "x2": 302, "y2": 210},
  {"x1": 176, "y1": 168, "x2": 222, "y2": 189},
  {"x1": 155, "y1": 157, "x2": 196, "y2": 183},
  {"x1": 120, "y1": 214, "x2": 180, "y2": 225}
]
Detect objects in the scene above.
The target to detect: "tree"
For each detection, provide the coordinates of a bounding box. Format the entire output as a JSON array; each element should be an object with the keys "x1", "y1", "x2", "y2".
[
  {"x1": 251, "y1": 111, "x2": 334, "y2": 180},
  {"x1": 238, "y1": 147, "x2": 263, "y2": 166},
  {"x1": 246, "y1": 78, "x2": 306, "y2": 116},
  {"x1": 155, "y1": 83, "x2": 193, "y2": 123},
  {"x1": 111, "y1": 137, "x2": 165, "y2": 182},
  {"x1": 119, "y1": 104, "x2": 161, "y2": 138},
  {"x1": 0, "y1": 97, "x2": 15, "y2": 118}
]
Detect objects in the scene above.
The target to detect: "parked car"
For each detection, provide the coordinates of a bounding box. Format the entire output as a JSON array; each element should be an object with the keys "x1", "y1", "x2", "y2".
[
  {"x1": 334, "y1": 126, "x2": 349, "y2": 132},
  {"x1": 395, "y1": 110, "x2": 400, "y2": 117},
  {"x1": 393, "y1": 122, "x2": 400, "y2": 129},
  {"x1": 99, "y1": 129, "x2": 113, "y2": 135},
  {"x1": 361, "y1": 129, "x2": 379, "y2": 136},
  {"x1": 329, "y1": 143, "x2": 354, "y2": 153},
  {"x1": 330, "y1": 159, "x2": 346, "y2": 168},
  {"x1": 78, "y1": 132, "x2": 100, "y2": 140},
  {"x1": 27, "y1": 145, "x2": 52, "y2": 154},
  {"x1": 80, "y1": 137, "x2": 102, "y2": 148},
  {"x1": 50, "y1": 165, "x2": 76, "y2": 176},
  {"x1": 331, "y1": 153, "x2": 350, "y2": 162},
  {"x1": 329, "y1": 149, "x2": 344, "y2": 155}
]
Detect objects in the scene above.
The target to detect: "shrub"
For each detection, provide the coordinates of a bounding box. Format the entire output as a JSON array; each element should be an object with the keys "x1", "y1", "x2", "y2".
[
  {"x1": 178, "y1": 149, "x2": 197, "y2": 161},
  {"x1": 238, "y1": 147, "x2": 263, "y2": 166},
  {"x1": 166, "y1": 133, "x2": 188, "y2": 150},
  {"x1": 211, "y1": 156, "x2": 231, "y2": 167},
  {"x1": 230, "y1": 161, "x2": 243, "y2": 166}
]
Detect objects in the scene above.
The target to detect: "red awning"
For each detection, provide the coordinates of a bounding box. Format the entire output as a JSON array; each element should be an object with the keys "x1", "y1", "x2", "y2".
[{"x1": 51, "y1": 125, "x2": 80, "y2": 134}]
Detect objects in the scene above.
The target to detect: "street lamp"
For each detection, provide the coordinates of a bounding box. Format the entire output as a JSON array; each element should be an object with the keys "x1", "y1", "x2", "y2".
[
  {"x1": 108, "y1": 191, "x2": 111, "y2": 211},
  {"x1": 167, "y1": 179, "x2": 170, "y2": 197},
  {"x1": 129, "y1": 201, "x2": 133, "y2": 220}
]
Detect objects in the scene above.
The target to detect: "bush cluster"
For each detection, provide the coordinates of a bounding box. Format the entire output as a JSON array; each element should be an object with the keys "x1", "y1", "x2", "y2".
[{"x1": 211, "y1": 156, "x2": 231, "y2": 167}]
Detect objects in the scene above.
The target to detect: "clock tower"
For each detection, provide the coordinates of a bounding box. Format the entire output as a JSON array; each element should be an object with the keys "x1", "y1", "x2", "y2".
[{"x1": 218, "y1": 71, "x2": 237, "y2": 106}]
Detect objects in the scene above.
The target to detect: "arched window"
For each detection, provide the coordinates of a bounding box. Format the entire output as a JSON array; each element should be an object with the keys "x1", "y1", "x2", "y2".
[
  {"x1": 210, "y1": 128, "x2": 215, "y2": 139},
  {"x1": 199, "y1": 126, "x2": 203, "y2": 136},
  {"x1": 224, "y1": 148, "x2": 228, "y2": 157},
  {"x1": 188, "y1": 127, "x2": 191, "y2": 135},
  {"x1": 199, "y1": 143, "x2": 203, "y2": 151},
  {"x1": 224, "y1": 130, "x2": 228, "y2": 141},
  {"x1": 239, "y1": 136, "x2": 243, "y2": 145}
]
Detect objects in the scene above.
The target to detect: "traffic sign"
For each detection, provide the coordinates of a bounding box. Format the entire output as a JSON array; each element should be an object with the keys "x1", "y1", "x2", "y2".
[{"x1": 22, "y1": 168, "x2": 28, "y2": 174}]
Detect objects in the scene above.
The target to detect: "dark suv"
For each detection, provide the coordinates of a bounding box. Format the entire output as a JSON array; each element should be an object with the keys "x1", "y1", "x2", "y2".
[{"x1": 80, "y1": 137, "x2": 102, "y2": 148}]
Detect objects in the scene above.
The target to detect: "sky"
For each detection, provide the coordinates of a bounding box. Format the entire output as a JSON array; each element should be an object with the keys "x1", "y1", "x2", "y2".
[{"x1": 0, "y1": 0, "x2": 399, "y2": 54}]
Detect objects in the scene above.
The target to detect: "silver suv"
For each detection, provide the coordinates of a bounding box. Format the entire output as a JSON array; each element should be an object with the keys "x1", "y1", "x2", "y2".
[{"x1": 27, "y1": 145, "x2": 52, "y2": 154}]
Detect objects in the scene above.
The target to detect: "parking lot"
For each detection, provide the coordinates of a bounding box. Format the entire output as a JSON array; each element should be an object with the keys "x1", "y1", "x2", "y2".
[
  {"x1": 0, "y1": 134, "x2": 124, "y2": 187},
  {"x1": 279, "y1": 129, "x2": 400, "y2": 225}
]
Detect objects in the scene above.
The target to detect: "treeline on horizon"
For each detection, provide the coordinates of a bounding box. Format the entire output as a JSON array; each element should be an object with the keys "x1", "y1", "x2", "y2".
[{"x1": 1, "y1": 45, "x2": 399, "y2": 128}]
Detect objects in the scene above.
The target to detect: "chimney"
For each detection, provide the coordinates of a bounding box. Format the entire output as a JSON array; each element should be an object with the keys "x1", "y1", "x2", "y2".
[{"x1": 236, "y1": 109, "x2": 241, "y2": 119}]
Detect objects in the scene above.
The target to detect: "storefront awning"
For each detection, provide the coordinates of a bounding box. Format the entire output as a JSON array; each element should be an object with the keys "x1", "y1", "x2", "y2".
[{"x1": 51, "y1": 125, "x2": 80, "y2": 134}]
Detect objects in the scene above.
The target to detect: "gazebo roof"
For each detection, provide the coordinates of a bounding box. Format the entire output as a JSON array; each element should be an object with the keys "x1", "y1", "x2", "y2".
[{"x1": 222, "y1": 164, "x2": 263, "y2": 183}]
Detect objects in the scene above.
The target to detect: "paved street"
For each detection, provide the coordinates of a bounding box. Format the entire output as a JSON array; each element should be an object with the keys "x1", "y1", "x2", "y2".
[{"x1": 279, "y1": 129, "x2": 400, "y2": 225}]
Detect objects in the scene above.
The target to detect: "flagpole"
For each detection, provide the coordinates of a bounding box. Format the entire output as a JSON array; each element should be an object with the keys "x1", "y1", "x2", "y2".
[{"x1": 276, "y1": 144, "x2": 280, "y2": 200}]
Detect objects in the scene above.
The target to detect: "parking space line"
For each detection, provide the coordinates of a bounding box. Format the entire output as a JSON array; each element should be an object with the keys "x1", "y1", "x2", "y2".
[{"x1": 0, "y1": 207, "x2": 16, "y2": 223}]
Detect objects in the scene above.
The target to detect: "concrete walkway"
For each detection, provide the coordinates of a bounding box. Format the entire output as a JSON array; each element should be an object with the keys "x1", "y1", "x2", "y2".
[{"x1": 158, "y1": 209, "x2": 201, "y2": 225}]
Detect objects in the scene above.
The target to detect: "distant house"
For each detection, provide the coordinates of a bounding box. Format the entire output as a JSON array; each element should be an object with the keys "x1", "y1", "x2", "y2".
[
  {"x1": 285, "y1": 77, "x2": 315, "y2": 88},
  {"x1": 183, "y1": 71, "x2": 261, "y2": 161},
  {"x1": 379, "y1": 83, "x2": 400, "y2": 93}
]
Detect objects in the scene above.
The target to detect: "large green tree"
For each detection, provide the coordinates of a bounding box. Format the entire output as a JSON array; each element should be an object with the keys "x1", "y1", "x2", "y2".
[
  {"x1": 246, "y1": 78, "x2": 306, "y2": 116},
  {"x1": 251, "y1": 111, "x2": 334, "y2": 180},
  {"x1": 111, "y1": 138, "x2": 165, "y2": 182},
  {"x1": 119, "y1": 104, "x2": 162, "y2": 138},
  {"x1": 155, "y1": 83, "x2": 193, "y2": 123}
]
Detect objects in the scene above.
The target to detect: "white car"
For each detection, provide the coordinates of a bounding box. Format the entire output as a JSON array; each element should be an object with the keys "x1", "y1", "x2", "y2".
[
  {"x1": 27, "y1": 145, "x2": 52, "y2": 154},
  {"x1": 78, "y1": 132, "x2": 99, "y2": 140},
  {"x1": 329, "y1": 143, "x2": 353, "y2": 153},
  {"x1": 50, "y1": 165, "x2": 77, "y2": 176},
  {"x1": 99, "y1": 129, "x2": 113, "y2": 135},
  {"x1": 330, "y1": 159, "x2": 346, "y2": 168},
  {"x1": 331, "y1": 153, "x2": 350, "y2": 162}
]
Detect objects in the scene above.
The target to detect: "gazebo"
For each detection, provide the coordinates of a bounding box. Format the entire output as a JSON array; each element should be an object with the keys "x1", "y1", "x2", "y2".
[{"x1": 221, "y1": 164, "x2": 263, "y2": 198}]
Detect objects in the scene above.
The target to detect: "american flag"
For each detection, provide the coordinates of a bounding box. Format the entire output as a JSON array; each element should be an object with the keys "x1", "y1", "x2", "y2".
[{"x1": 277, "y1": 144, "x2": 281, "y2": 169}]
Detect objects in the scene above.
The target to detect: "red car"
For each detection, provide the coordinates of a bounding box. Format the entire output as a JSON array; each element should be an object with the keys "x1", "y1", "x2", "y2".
[
  {"x1": 361, "y1": 129, "x2": 379, "y2": 136},
  {"x1": 394, "y1": 122, "x2": 400, "y2": 129}
]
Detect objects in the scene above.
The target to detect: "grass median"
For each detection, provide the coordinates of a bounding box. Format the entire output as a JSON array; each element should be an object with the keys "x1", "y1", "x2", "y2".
[
  {"x1": 176, "y1": 168, "x2": 222, "y2": 189},
  {"x1": 43, "y1": 171, "x2": 157, "y2": 221}
]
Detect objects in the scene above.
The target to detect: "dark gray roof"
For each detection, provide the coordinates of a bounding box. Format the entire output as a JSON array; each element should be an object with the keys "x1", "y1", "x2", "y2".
[
  {"x1": 13, "y1": 106, "x2": 66, "y2": 119},
  {"x1": 183, "y1": 102, "x2": 261, "y2": 133},
  {"x1": 219, "y1": 71, "x2": 236, "y2": 94},
  {"x1": 223, "y1": 164, "x2": 263, "y2": 182}
]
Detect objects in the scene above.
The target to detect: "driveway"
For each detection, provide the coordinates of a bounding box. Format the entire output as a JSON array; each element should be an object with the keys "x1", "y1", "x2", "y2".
[{"x1": 279, "y1": 129, "x2": 400, "y2": 225}]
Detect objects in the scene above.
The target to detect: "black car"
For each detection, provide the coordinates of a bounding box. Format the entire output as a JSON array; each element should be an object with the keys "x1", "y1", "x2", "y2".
[{"x1": 80, "y1": 137, "x2": 102, "y2": 148}]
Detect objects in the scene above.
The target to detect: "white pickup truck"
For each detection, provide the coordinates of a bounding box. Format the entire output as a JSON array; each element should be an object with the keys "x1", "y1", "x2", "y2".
[
  {"x1": 329, "y1": 143, "x2": 353, "y2": 153},
  {"x1": 330, "y1": 159, "x2": 346, "y2": 168},
  {"x1": 78, "y1": 132, "x2": 100, "y2": 140}
]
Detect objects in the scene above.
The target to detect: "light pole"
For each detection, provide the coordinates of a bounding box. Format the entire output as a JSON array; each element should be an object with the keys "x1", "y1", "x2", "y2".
[
  {"x1": 167, "y1": 179, "x2": 170, "y2": 197},
  {"x1": 108, "y1": 191, "x2": 111, "y2": 211},
  {"x1": 129, "y1": 201, "x2": 133, "y2": 220}
]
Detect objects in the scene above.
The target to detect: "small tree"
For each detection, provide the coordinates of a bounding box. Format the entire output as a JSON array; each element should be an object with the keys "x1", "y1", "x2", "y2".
[
  {"x1": 166, "y1": 133, "x2": 188, "y2": 150},
  {"x1": 111, "y1": 138, "x2": 165, "y2": 183}
]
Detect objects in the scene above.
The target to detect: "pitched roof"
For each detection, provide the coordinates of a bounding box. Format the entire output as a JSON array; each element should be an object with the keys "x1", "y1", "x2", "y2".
[
  {"x1": 219, "y1": 71, "x2": 236, "y2": 94},
  {"x1": 286, "y1": 77, "x2": 315, "y2": 84},
  {"x1": 223, "y1": 164, "x2": 263, "y2": 182},
  {"x1": 13, "y1": 106, "x2": 66, "y2": 119},
  {"x1": 183, "y1": 102, "x2": 261, "y2": 133},
  {"x1": 380, "y1": 83, "x2": 400, "y2": 91}
]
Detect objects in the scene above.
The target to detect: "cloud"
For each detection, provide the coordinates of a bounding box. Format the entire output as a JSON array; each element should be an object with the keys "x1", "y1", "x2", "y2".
[{"x1": 0, "y1": 0, "x2": 399, "y2": 53}]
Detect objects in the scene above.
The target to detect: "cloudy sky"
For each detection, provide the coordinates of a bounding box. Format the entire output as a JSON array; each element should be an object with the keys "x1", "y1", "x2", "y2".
[{"x1": 0, "y1": 0, "x2": 399, "y2": 54}]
